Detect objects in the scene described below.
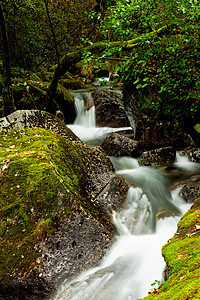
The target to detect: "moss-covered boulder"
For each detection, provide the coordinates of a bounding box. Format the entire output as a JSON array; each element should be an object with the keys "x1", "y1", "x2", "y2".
[
  {"x1": 0, "y1": 120, "x2": 129, "y2": 299},
  {"x1": 143, "y1": 198, "x2": 200, "y2": 300},
  {"x1": 11, "y1": 76, "x2": 76, "y2": 123},
  {"x1": 0, "y1": 109, "x2": 76, "y2": 139}
]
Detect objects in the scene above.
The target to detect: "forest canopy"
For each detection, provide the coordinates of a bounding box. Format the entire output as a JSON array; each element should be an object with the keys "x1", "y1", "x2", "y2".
[{"x1": 0, "y1": 0, "x2": 199, "y2": 137}]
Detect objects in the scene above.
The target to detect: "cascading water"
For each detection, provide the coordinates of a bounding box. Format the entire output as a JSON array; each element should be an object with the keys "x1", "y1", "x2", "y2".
[
  {"x1": 55, "y1": 94, "x2": 196, "y2": 300},
  {"x1": 174, "y1": 152, "x2": 200, "y2": 173},
  {"x1": 73, "y1": 93, "x2": 96, "y2": 127},
  {"x1": 54, "y1": 158, "x2": 191, "y2": 300},
  {"x1": 68, "y1": 92, "x2": 131, "y2": 146}
]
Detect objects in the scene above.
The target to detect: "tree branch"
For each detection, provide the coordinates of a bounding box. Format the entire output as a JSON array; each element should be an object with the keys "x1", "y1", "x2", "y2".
[{"x1": 46, "y1": 25, "x2": 168, "y2": 106}]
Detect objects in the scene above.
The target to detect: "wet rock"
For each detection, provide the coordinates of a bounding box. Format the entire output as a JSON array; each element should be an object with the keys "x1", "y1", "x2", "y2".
[
  {"x1": 85, "y1": 146, "x2": 130, "y2": 212},
  {"x1": 180, "y1": 180, "x2": 200, "y2": 203},
  {"x1": 100, "y1": 132, "x2": 142, "y2": 158},
  {"x1": 171, "y1": 175, "x2": 200, "y2": 203},
  {"x1": 138, "y1": 146, "x2": 176, "y2": 166},
  {"x1": 114, "y1": 128, "x2": 135, "y2": 139},
  {"x1": 92, "y1": 89, "x2": 130, "y2": 128},
  {"x1": 163, "y1": 265, "x2": 171, "y2": 281},
  {"x1": 0, "y1": 275, "x2": 54, "y2": 300},
  {"x1": 183, "y1": 147, "x2": 200, "y2": 163}
]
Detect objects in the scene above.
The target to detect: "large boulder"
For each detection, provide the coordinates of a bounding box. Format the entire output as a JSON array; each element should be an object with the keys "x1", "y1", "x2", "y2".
[
  {"x1": 100, "y1": 132, "x2": 142, "y2": 157},
  {"x1": 91, "y1": 89, "x2": 130, "y2": 128},
  {"x1": 0, "y1": 111, "x2": 130, "y2": 299},
  {"x1": 138, "y1": 146, "x2": 176, "y2": 166},
  {"x1": 180, "y1": 177, "x2": 200, "y2": 203},
  {"x1": 0, "y1": 109, "x2": 78, "y2": 141}
]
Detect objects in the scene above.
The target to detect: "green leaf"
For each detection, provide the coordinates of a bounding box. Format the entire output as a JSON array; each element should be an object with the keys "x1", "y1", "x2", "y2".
[{"x1": 134, "y1": 78, "x2": 140, "y2": 84}]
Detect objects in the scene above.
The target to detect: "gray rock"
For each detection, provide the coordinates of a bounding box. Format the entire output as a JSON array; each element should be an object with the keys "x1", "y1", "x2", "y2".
[
  {"x1": 92, "y1": 89, "x2": 130, "y2": 128},
  {"x1": 138, "y1": 146, "x2": 176, "y2": 166},
  {"x1": 170, "y1": 175, "x2": 200, "y2": 203},
  {"x1": 179, "y1": 176, "x2": 200, "y2": 203},
  {"x1": 184, "y1": 148, "x2": 200, "y2": 163},
  {"x1": 100, "y1": 132, "x2": 142, "y2": 158},
  {"x1": 0, "y1": 111, "x2": 130, "y2": 299},
  {"x1": 0, "y1": 109, "x2": 80, "y2": 143}
]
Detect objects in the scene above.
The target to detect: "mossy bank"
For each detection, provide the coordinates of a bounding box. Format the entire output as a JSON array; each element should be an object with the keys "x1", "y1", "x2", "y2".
[
  {"x1": 143, "y1": 198, "x2": 200, "y2": 300},
  {"x1": 0, "y1": 123, "x2": 129, "y2": 299}
]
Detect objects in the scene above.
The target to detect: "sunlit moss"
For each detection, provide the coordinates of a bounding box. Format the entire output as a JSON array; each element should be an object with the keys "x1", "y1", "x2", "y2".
[{"x1": 0, "y1": 127, "x2": 112, "y2": 279}]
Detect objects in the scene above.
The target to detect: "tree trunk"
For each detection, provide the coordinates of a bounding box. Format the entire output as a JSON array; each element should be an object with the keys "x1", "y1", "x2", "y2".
[
  {"x1": 46, "y1": 25, "x2": 167, "y2": 110},
  {"x1": 0, "y1": 2, "x2": 16, "y2": 117}
]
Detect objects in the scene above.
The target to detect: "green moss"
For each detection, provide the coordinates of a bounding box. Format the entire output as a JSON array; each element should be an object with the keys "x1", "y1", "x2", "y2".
[
  {"x1": 194, "y1": 124, "x2": 200, "y2": 133},
  {"x1": 143, "y1": 198, "x2": 200, "y2": 299},
  {"x1": 33, "y1": 218, "x2": 55, "y2": 237},
  {"x1": 178, "y1": 211, "x2": 200, "y2": 228},
  {"x1": 0, "y1": 127, "x2": 111, "y2": 279}
]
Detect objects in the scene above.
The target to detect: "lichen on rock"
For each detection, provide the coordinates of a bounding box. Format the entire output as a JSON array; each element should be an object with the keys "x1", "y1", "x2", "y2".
[{"x1": 0, "y1": 119, "x2": 129, "y2": 299}]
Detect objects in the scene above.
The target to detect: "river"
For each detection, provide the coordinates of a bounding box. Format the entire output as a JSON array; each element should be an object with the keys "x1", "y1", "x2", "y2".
[{"x1": 54, "y1": 91, "x2": 199, "y2": 300}]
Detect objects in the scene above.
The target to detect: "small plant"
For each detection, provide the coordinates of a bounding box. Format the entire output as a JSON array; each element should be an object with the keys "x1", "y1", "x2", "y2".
[
  {"x1": 150, "y1": 279, "x2": 161, "y2": 293},
  {"x1": 151, "y1": 279, "x2": 161, "y2": 287}
]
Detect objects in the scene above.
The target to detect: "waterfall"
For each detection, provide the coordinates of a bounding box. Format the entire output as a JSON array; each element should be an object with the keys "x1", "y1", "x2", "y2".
[
  {"x1": 55, "y1": 94, "x2": 194, "y2": 300},
  {"x1": 68, "y1": 92, "x2": 131, "y2": 146},
  {"x1": 73, "y1": 93, "x2": 96, "y2": 127}
]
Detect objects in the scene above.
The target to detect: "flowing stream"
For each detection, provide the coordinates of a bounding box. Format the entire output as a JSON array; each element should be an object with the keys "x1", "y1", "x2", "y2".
[
  {"x1": 68, "y1": 92, "x2": 131, "y2": 146},
  {"x1": 55, "y1": 92, "x2": 198, "y2": 299}
]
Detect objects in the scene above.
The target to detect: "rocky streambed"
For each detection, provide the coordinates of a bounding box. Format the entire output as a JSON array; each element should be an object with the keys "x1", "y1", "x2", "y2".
[{"x1": 0, "y1": 109, "x2": 200, "y2": 299}]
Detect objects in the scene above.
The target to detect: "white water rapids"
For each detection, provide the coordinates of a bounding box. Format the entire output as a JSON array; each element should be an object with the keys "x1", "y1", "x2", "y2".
[{"x1": 54, "y1": 92, "x2": 197, "y2": 300}]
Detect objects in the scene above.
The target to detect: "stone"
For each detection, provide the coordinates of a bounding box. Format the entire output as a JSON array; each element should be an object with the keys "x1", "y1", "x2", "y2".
[
  {"x1": 100, "y1": 132, "x2": 142, "y2": 158},
  {"x1": 0, "y1": 110, "x2": 79, "y2": 143},
  {"x1": 180, "y1": 179, "x2": 200, "y2": 203},
  {"x1": 0, "y1": 112, "x2": 130, "y2": 299},
  {"x1": 91, "y1": 89, "x2": 130, "y2": 128},
  {"x1": 138, "y1": 146, "x2": 176, "y2": 166},
  {"x1": 171, "y1": 175, "x2": 200, "y2": 203},
  {"x1": 184, "y1": 148, "x2": 200, "y2": 163}
]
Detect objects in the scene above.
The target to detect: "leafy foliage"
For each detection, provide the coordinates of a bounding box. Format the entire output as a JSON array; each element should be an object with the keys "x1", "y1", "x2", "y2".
[
  {"x1": 90, "y1": 0, "x2": 200, "y2": 131},
  {"x1": 0, "y1": 0, "x2": 98, "y2": 69},
  {"x1": 0, "y1": 0, "x2": 199, "y2": 136}
]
